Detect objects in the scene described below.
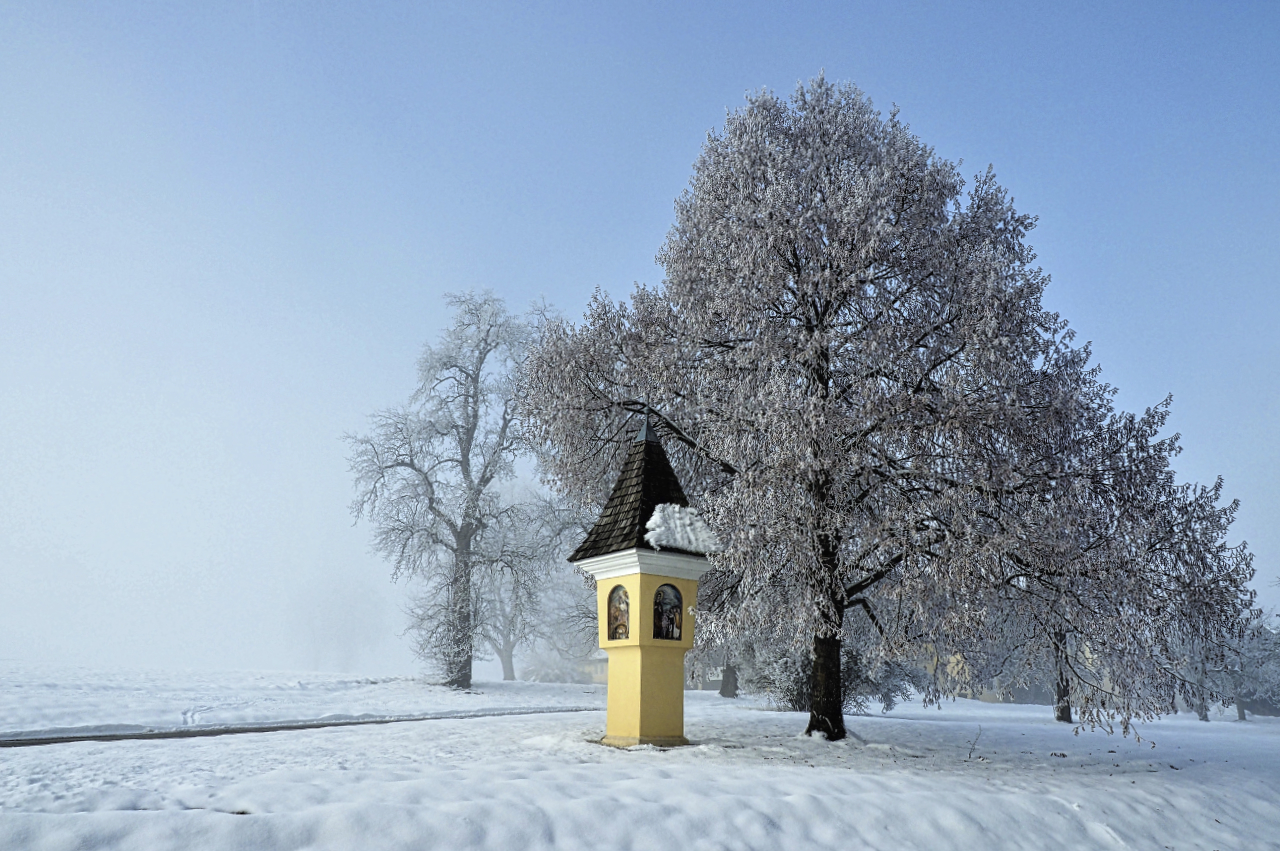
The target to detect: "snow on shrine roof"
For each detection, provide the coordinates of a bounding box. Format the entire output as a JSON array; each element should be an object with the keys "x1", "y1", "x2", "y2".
[{"x1": 568, "y1": 420, "x2": 694, "y2": 563}]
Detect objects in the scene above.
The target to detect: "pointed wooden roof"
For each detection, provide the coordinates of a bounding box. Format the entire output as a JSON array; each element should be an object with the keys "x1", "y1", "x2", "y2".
[{"x1": 568, "y1": 420, "x2": 692, "y2": 562}]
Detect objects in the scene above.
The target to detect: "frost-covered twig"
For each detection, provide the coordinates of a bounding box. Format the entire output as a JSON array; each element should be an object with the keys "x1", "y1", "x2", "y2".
[{"x1": 967, "y1": 725, "x2": 983, "y2": 760}]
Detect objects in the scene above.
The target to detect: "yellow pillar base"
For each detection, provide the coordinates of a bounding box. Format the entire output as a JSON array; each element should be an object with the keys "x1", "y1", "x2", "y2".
[
  {"x1": 599, "y1": 734, "x2": 689, "y2": 748},
  {"x1": 582, "y1": 553, "x2": 707, "y2": 750},
  {"x1": 601, "y1": 643, "x2": 690, "y2": 746}
]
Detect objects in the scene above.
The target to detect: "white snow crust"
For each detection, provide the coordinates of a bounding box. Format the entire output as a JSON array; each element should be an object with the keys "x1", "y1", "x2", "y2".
[
  {"x1": 644, "y1": 503, "x2": 721, "y2": 554},
  {"x1": 2, "y1": 661, "x2": 1278, "y2": 850}
]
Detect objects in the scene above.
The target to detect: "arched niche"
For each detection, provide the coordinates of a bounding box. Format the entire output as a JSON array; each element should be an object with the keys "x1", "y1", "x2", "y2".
[
  {"x1": 653, "y1": 584, "x2": 683, "y2": 640},
  {"x1": 607, "y1": 585, "x2": 630, "y2": 640}
]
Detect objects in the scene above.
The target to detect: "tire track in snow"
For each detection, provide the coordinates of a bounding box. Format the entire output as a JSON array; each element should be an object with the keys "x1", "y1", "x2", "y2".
[{"x1": 0, "y1": 705, "x2": 602, "y2": 748}]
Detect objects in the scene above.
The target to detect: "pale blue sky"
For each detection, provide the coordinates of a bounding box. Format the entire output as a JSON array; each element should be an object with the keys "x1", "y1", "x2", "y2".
[{"x1": 1, "y1": 1, "x2": 1276, "y2": 673}]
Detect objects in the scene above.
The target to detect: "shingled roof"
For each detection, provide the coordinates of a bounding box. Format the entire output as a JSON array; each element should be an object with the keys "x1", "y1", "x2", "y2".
[{"x1": 568, "y1": 420, "x2": 693, "y2": 563}]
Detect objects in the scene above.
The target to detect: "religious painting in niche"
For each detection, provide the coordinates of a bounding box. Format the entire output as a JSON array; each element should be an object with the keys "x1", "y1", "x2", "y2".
[
  {"x1": 653, "y1": 584, "x2": 683, "y2": 640},
  {"x1": 607, "y1": 585, "x2": 629, "y2": 640}
]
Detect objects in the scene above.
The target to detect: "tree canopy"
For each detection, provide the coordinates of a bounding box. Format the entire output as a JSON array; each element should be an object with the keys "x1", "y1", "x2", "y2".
[{"x1": 521, "y1": 76, "x2": 1255, "y2": 738}]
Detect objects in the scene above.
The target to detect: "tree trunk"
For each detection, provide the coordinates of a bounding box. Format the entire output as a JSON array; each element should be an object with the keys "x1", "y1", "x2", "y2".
[
  {"x1": 805, "y1": 634, "x2": 846, "y2": 740},
  {"x1": 800, "y1": 335, "x2": 844, "y2": 741},
  {"x1": 1053, "y1": 631, "x2": 1072, "y2": 724},
  {"x1": 1053, "y1": 670, "x2": 1073, "y2": 724},
  {"x1": 719, "y1": 664, "x2": 738, "y2": 699},
  {"x1": 498, "y1": 645, "x2": 516, "y2": 681},
  {"x1": 1236, "y1": 699, "x2": 1247, "y2": 722},
  {"x1": 445, "y1": 648, "x2": 473, "y2": 689},
  {"x1": 1193, "y1": 656, "x2": 1209, "y2": 722},
  {"x1": 445, "y1": 550, "x2": 474, "y2": 690},
  {"x1": 805, "y1": 528, "x2": 846, "y2": 740}
]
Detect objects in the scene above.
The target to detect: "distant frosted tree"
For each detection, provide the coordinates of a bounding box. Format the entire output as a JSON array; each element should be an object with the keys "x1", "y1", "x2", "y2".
[
  {"x1": 347, "y1": 291, "x2": 531, "y2": 689},
  {"x1": 1230, "y1": 614, "x2": 1280, "y2": 719},
  {"x1": 1198, "y1": 611, "x2": 1280, "y2": 721},
  {"x1": 522, "y1": 75, "x2": 1256, "y2": 739},
  {"x1": 466, "y1": 493, "x2": 585, "y2": 680}
]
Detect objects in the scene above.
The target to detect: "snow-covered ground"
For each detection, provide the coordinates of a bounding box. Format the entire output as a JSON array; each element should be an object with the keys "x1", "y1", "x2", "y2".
[
  {"x1": 2, "y1": 663, "x2": 1278, "y2": 850},
  {"x1": 0, "y1": 661, "x2": 602, "y2": 736}
]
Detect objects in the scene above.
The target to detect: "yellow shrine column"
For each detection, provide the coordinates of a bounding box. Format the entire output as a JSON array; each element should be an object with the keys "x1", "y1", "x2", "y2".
[
  {"x1": 576, "y1": 548, "x2": 710, "y2": 747},
  {"x1": 566, "y1": 418, "x2": 715, "y2": 747}
]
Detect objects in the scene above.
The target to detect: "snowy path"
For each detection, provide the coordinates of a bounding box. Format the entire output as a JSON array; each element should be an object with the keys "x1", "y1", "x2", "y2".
[
  {"x1": 2, "y1": 664, "x2": 1278, "y2": 850},
  {"x1": 0, "y1": 706, "x2": 599, "y2": 749}
]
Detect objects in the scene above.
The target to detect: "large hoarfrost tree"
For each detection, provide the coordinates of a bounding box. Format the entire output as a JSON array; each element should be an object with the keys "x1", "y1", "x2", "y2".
[
  {"x1": 348, "y1": 291, "x2": 532, "y2": 689},
  {"x1": 522, "y1": 76, "x2": 1255, "y2": 739}
]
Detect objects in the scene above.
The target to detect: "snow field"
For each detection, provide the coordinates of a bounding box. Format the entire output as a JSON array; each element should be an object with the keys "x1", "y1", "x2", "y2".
[
  {"x1": 0, "y1": 662, "x2": 604, "y2": 734},
  {"x1": 2, "y1": 665, "x2": 1278, "y2": 850}
]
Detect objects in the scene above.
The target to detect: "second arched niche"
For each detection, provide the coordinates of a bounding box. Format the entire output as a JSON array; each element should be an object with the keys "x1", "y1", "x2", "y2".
[{"x1": 653, "y1": 584, "x2": 682, "y2": 640}]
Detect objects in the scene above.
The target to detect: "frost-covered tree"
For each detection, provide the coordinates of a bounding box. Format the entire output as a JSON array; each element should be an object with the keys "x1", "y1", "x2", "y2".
[
  {"x1": 948, "y1": 447, "x2": 1256, "y2": 728},
  {"x1": 525, "y1": 76, "x2": 1064, "y2": 738},
  {"x1": 467, "y1": 493, "x2": 586, "y2": 680},
  {"x1": 522, "y1": 76, "x2": 1256, "y2": 739},
  {"x1": 518, "y1": 566, "x2": 600, "y2": 684},
  {"x1": 1228, "y1": 614, "x2": 1280, "y2": 719},
  {"x1": 347, "y1": 291, "x2": 532, "y2": 689},
  {"x1": 1154, "y1": 481, "x2": 1257, "y2": 722},
  {"x1": 1195, "y1": 611, "x2": 1280, "y2": 721},
  {"x1": 506, "y1": 500, "x2": 602, "y2": 684}
]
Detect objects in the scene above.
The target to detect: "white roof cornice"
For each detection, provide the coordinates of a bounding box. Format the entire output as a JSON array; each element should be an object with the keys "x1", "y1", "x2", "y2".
[{"x1": 574, "y1": 547, "x2": 711, "y2": 581}]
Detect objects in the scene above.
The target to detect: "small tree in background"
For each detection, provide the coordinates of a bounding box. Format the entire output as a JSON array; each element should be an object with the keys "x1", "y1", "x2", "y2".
[
  {"x1": 514, "y1": 501, "x2": 604, "y2": 684},
  {"x1": 468, "y1": 493, "x2": 586, "y2": 680},
  {"x1": 1205, "y1": 611, "x2": 1280, "y2": 720}
]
